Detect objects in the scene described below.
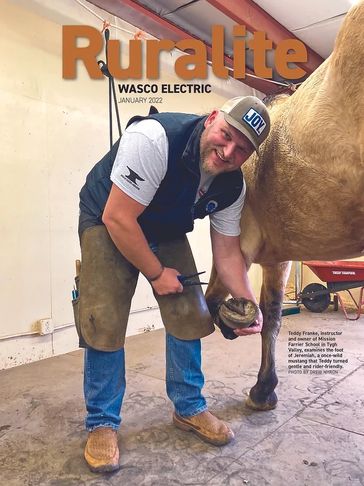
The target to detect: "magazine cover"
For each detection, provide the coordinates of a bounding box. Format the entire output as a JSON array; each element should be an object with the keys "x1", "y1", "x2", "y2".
[{"x1": 0, "y1": 0, "x2": 363, "y2": 484}]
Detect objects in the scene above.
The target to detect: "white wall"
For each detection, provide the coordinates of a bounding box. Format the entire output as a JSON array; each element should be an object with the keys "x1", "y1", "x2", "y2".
[{"x1": 0, "y1": 0, "x2": 261, "y2": 369}]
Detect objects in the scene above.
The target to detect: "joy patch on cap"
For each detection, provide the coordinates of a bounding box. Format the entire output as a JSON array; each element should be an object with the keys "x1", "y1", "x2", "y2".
[
  {"x1": 243, "y1": 109, "x2": 267, "y2": 136},
  {"x1": 220, "y1": 96, "x2": 271, "y2": 152}
]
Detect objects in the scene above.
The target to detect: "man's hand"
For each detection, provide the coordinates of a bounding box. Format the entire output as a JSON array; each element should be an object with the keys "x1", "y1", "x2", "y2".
[
  {"x1": 234, "y1": 307, "x2": 263, "y2": 336},
  {"x1": 151, "y1": 267, "x2": 183, "y2": 295}
]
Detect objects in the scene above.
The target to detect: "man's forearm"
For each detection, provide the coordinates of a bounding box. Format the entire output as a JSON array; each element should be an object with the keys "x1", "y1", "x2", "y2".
[
  {"x1": 215, "y1": 252, "x2": 257, "y2": 303},
  {"x1": 104, "y1": 217, "x2": 163, "y2": 281}
]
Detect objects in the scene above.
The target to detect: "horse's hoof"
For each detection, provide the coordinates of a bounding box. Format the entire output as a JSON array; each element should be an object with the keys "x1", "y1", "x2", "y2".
[
  {"x1": 219, "y1": 298, "x2": 259, "y2": 329},
  {"x1": 245, "y1": 395, "x2": 277, "y2": 411}
]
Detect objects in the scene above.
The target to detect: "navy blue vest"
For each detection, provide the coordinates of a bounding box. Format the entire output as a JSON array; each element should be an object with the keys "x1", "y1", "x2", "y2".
[{"x1": 79, "y1": 112, "x2": 244, "y2": 241}]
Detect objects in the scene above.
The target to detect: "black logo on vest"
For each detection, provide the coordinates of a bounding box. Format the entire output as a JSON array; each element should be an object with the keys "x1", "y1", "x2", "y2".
[
  {"x1": 121, "y1": 166, "x2": 145, "y2": 190},
  {"x1": 206, "y1": 200, "x2": 218, "y2": 213}
]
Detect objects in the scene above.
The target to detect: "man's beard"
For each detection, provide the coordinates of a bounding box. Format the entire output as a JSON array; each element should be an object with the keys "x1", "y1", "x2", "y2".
[{"x1": 200, "y1": 132, "x2": 222, "y2": 175}]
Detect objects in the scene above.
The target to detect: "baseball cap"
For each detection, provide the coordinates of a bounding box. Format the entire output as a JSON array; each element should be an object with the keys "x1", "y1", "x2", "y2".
[{"x1": 220, "y1": 96, "x2": 270, "y2": 151}]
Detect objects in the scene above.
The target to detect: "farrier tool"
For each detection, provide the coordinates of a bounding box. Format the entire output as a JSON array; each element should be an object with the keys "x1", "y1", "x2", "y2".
[{"x1": 177, "y1": 271, "x2": 208, "y2": 286}]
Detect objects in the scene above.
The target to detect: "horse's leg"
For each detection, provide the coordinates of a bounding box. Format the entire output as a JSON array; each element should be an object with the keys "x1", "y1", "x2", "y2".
[
  {"x1": 246, "y1": 261, "x2": 292, "y2": 410},
  {"x1": 205, "y1": 265, "x2": 229, "y2": 317}
]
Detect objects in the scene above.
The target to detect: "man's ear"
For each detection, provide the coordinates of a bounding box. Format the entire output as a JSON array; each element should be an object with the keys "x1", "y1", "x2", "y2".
[{"x1": 204, "y1": 109, "x2": 219, "y2": 128}]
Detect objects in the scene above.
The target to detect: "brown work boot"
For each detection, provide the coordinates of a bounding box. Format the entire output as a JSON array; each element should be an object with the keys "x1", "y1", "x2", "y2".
[
  {"x1": 173, "y1": 410, "x2": 234, "y2": 446},
  {"x1": 84, "y1": 427, "x2": 120, "y2": 473}
]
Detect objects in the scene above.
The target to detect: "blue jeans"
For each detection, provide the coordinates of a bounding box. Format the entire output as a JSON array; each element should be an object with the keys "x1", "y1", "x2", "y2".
[{"x1": 84, "y1": 333, "x2": 207, "y2": 430}]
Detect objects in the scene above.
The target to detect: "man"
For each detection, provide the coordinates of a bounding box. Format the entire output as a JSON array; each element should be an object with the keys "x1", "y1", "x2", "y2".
[{"x1": 75, "y1": 96, "x2": 270, "y2": 473}]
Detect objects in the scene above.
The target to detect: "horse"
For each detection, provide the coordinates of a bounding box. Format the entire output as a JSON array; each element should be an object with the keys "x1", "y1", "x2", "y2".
[{"x1": 205, "y1": 0, "x2": 364, "y2": 410}]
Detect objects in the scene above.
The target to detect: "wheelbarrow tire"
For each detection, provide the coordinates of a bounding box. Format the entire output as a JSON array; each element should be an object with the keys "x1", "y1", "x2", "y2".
[{"x1": 301, "y1": 283, "x2": 331, "y2": 313}]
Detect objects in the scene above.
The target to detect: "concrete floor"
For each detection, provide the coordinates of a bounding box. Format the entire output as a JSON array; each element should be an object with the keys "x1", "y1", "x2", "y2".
[{"x1": 1, "y1": 308, "x2": 363, "y2": 486}]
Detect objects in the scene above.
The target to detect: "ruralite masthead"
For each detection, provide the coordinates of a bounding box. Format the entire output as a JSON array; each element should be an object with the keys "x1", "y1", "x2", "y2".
[{"x1": 62, "y1": 25, "x2": 307, "y2": 80}]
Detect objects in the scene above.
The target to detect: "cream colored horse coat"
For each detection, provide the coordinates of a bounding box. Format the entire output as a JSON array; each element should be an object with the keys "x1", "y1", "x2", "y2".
[{"x1": 206, "y1": 1, "x2": 364, "y2": 410}]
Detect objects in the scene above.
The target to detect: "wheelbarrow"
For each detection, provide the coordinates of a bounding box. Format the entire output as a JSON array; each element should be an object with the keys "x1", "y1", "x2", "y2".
[{"x1": 299, "y1": 260, "x2": 364, "y2": 320}]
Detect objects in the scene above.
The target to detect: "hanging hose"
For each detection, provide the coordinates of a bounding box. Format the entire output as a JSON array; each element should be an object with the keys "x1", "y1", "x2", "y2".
[{"x1": 97, "y1": 28, "x2": 122, "y2": 150}]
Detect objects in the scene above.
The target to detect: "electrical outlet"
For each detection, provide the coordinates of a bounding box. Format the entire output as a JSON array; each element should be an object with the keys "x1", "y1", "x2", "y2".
[{"x1": 37, "y1": 318, "x2": 54, "y2": 335}]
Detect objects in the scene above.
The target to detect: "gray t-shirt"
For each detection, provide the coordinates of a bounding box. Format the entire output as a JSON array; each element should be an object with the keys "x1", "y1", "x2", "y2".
[{"x1": 111, "y1": 119, "x2": 245, "y2": 236}]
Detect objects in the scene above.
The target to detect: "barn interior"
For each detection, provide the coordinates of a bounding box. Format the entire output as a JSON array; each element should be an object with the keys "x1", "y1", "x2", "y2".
[{"x1": 1, "y1": 0, "x2": 363, "y2": 484}]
